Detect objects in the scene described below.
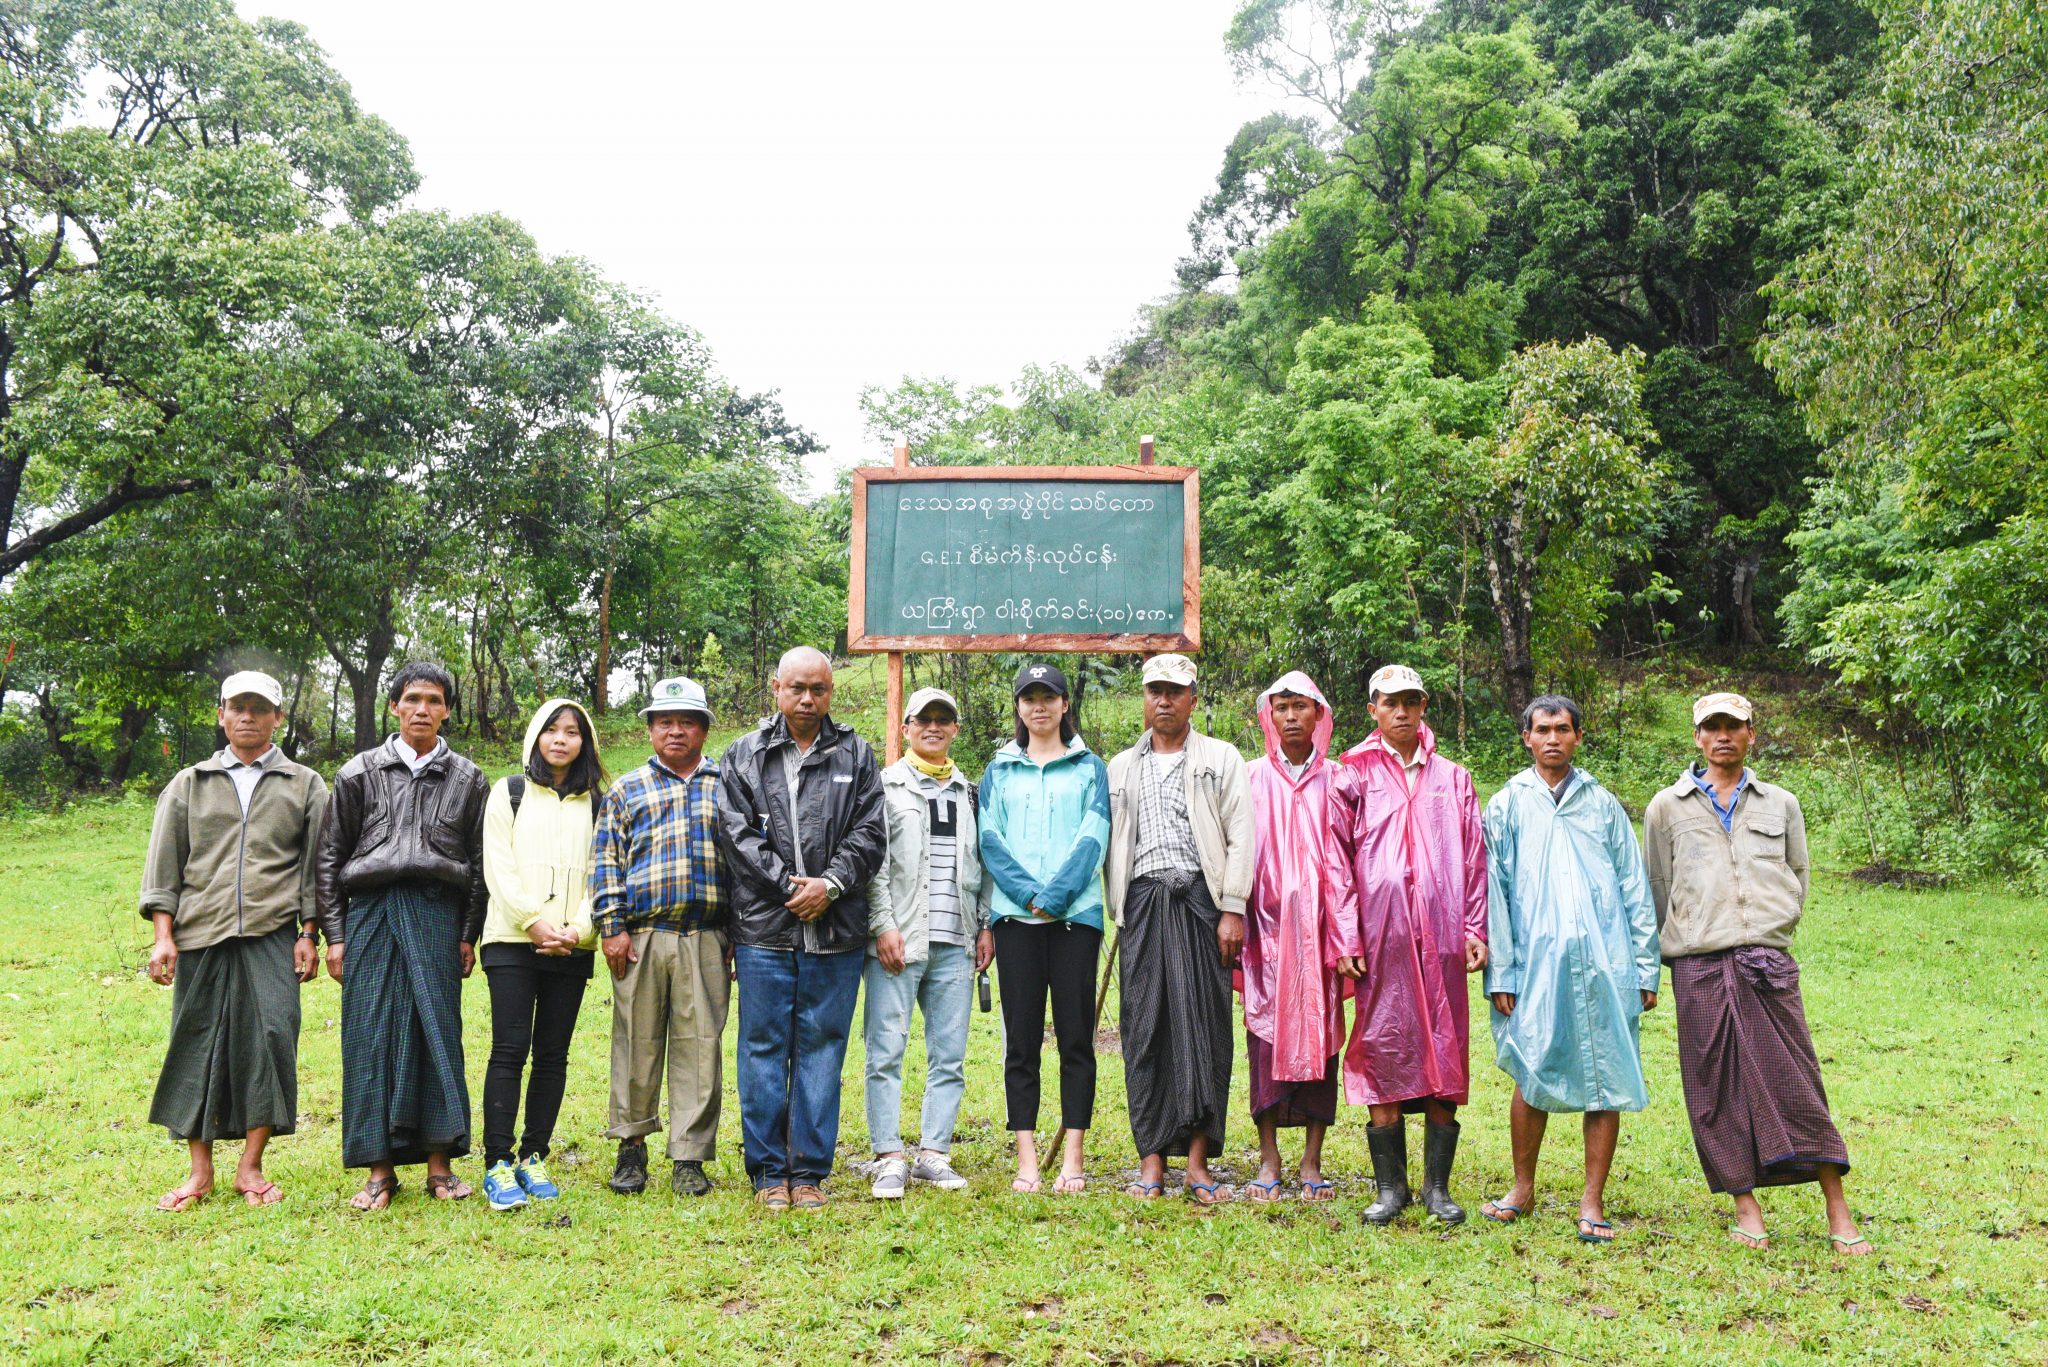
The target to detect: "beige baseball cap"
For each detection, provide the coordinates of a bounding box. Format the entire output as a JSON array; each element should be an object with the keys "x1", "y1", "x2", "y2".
[
  {"x1": 1369, "y1": 664, "x2": 1428, "y2": 701},
  {"x1": 219, "y1": 670, "x2": 284, "y2": 708},
  {"x1": 903, "y1": 687, "x2": 961, "y2": 723},
  {"x1": 1692, "y1": 691, "x2": 1754, "y2": 726},
  {"x1": 1141, "y1": 653, "x2": 1198, "y2": 687}
]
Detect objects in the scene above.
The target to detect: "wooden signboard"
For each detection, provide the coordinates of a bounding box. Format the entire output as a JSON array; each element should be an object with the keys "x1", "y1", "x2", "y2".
[{"x1": 849, "y1": 463, "x2": 1200, "y2": 654}]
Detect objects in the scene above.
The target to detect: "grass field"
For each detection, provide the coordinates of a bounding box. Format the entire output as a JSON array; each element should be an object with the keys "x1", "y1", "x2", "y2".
[{"x1": 3, "y1": 680, "x2": 2045, "y2": 1364}]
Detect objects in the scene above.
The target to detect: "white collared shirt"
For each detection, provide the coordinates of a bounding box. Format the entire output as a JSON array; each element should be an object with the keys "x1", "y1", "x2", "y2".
[
  {"x1": 220, "y1": 746, "x2": 279, "y2": 815},
  {"x1": 388, "y1": 734, "x2": 445, "y2": 776}
]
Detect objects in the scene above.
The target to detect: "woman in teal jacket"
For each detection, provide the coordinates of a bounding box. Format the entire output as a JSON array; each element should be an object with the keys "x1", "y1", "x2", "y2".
[{"x1": 979, "y1": 662, "x2": 1109, "y2": 1193}]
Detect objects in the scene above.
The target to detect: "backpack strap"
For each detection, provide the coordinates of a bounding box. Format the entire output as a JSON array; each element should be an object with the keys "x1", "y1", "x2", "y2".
[{"x1": 507, "y1": 774, "x2": 526, "y2": 819}]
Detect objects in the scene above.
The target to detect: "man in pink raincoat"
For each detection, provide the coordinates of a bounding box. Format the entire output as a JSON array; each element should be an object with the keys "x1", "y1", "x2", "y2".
[
  {"x1": 1328, "y1": 664, "x2": 1488, "y2": 1226},
  {"x1": 1239, "y1": 672, "x2": 1362, "y2": 1203}
]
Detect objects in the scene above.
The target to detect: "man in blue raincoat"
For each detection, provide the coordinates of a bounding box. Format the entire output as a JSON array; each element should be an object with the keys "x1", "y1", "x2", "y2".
[{"x1": 1477, "y1": 695, "x2": 1658, "y2": 1243}]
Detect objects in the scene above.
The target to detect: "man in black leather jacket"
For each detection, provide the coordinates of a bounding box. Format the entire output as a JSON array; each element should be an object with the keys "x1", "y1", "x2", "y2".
[
  {"x1": 716, "y1": 646, "x2": 885, "y2": 1209},
  {"x1": 315, "y1": 660, "x2": 489, "y2": 1209}
]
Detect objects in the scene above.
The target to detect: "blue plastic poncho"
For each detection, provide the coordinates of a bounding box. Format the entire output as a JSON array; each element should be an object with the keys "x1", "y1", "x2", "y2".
[{"x1": 1482, "y1": 768, "x2": 1659, "y2": 1113}]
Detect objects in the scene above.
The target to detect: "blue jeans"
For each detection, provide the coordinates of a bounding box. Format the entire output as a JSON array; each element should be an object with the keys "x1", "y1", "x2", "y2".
[
  {"x1": 862, "y1": 941, "x2": 974, "y2": 1155},
  {"x1": 734, "y1": 944, "x2": 864, "y2": 1189}
]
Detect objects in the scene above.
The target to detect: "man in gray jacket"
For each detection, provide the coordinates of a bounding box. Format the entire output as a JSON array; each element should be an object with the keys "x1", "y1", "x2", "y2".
[
  {"x1": 142, "y1": 670, "x2": 327, "y2": 1211},
  {"x1": 1643, "y1": 691, "x2": 1870, "y2": 1256},
  {"x1": 862, "y1": 687, "x2": 994, "y2": 1198},
  {"x1": 1105, "y1": 653, "x2": 1255, "y2": 1202}
]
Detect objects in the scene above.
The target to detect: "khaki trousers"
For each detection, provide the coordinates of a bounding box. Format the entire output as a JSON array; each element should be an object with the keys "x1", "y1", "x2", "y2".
[{"x1": 606, "y1": 928, "x2": 730, "y2": 1161}]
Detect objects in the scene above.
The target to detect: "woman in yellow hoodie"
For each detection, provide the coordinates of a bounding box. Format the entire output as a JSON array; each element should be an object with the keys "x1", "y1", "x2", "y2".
[{"x1": 479, "y1": 699, "x2": 607, "y2": 1210}]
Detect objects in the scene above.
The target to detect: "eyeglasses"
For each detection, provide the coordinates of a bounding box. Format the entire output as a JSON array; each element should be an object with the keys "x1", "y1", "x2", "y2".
[{"x1": 910, "y1": 714, "x2": 959, "y2": 727}]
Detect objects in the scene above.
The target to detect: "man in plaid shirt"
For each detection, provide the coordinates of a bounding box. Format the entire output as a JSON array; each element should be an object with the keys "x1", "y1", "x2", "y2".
[{"x1": 591, "y1": 676, "x2": 730, "y2": 1197}]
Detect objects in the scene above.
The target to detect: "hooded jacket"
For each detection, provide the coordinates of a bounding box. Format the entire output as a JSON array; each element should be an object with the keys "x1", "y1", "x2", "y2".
[
  {"x1": 1242, "y1": 672, "x2": 1356, "y2": 1082},
  {"x1": 978, "y1": 735, "x2": 1110, "y2": 930},
  {"x1": 715, "y1": 712, "x2": 886, "y2": 952},
  {"x1": 1328, "y1": 722, "x2": 1487, "y2": 1106},
  {"x1": 866, "y1": 758, "x2": 990, "y2": 962},
  {"x1": 480, "y1": 699, "x2": 600, "y2": 952}
]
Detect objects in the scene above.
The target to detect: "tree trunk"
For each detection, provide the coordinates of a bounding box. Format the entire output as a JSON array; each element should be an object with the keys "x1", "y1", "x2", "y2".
[
  {"x1": 1731, "y1": 548, "x2": 1766, "y2": 648},
  {"x1": 343, "y1": 599, "x2": 397, "y2": 753},
  {"x1": 1483, "y1": 515, "x2": 1537, "y2": 722},
  {"x1": 595, "y1": 564, "x2": 614, "y2": 713},
  {"x1": 107, "y1": 704, "x2": 155, "y2": 784}
]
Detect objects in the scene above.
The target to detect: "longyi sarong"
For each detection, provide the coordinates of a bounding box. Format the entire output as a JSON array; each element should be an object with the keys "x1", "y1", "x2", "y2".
[
  {"x1": 340, "y1": 880, "x2": 471, "y2": 1168},
  {"x1": 1119, "y1": 874, "x2": 1232, "y2": 1157},
  {"x1": 1246, "y1": 1033, "x2": 1338, "y2": 1128},
  {"x1": 149, "y1": 925, "x2": 300, "y2": 1141},
  {"x1": 1671, "y1": 946, "x2": 1849, "y2": 1194}
]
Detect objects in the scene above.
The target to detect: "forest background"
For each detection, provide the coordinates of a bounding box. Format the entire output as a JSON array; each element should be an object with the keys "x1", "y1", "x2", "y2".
[{"x1": 1, "y1": 0, "x2": 2043, "y2": 884}]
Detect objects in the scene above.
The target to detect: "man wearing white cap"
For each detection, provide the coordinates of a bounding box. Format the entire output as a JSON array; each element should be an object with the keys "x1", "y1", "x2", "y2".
[
  {"x1": 861, "y1": 686, "x2": 993, "y2": 1197},
  {"x1": 1105, "y1": 653, "x2": 1255, "y2": 1202},
  {"x1": 590, "y1": 676, "x2": 731, "y2": 1197},
  {"x1": 1643, "y1": 692, "x2": 1870, "y2": 1255},
  {"x1": 141, "y1": 670, "x2": 328, "y2": 1211},
  {"x1": 1329, "y1": 663, "x2": 1489, "y2": 1226}
]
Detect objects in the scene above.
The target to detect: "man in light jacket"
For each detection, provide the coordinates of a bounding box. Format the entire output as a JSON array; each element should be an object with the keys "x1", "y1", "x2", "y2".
[
  {"x1": 142, "y1": 670, "x2": 327, "y2": 1212},
  {"x1": 1643, "y1": 691, "x2": 1870, "y2": 1256},
  {"x1": 1105, "y1": 653, "x2": 1255, "y2": 1202},
  {"x1": 862, "y1": 686, "x2": 994, "y2": 1198}
]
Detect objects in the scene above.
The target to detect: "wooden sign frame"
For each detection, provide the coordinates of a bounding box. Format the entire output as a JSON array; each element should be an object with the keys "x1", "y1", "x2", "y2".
[{"x1": 848, "y1": 462, "x2": 1201, "y2": 655}]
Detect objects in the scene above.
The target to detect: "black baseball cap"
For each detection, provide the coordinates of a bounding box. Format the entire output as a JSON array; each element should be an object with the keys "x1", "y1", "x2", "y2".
[{"x1": 1012, "y1": 662, "x2": 1070, "y2": 698}]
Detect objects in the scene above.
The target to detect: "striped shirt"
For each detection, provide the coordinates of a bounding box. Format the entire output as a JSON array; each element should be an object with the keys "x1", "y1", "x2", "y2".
[
  {"x1": 591, "y1": 756, "x2": 728, "y2": 936},
  {"x1": 919, "y1": 774, "x2": 967, "y2": 946}
]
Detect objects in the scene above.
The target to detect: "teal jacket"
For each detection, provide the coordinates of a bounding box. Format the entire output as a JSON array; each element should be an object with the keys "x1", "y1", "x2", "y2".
[{"x1": 977, "y1": 737, "x2": 1110, "y2": 931}]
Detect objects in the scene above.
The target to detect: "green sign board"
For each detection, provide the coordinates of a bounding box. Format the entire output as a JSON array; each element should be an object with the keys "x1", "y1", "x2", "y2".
[{"x1": 849, "y1": 466, "x2": 1199, "y2": 652}]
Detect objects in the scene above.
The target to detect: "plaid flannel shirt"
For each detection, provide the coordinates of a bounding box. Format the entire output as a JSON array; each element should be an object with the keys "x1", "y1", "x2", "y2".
[{"x1": 592, "y1": 756, "x2": 728, "y2": 936}]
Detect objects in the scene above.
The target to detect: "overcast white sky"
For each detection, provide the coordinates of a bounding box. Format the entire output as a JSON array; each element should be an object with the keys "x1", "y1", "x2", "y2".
[{"x1": 240, "y1": 1, "x2": 1279, "y2": 489}]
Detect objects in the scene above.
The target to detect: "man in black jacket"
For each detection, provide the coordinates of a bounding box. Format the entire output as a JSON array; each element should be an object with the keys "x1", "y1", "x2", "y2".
[
  {"x1": 315, "y1": 661, "x2": 489, "y2": 1210},
  {"x1": 716, "y1": 646, "x2": 886, "y2": 1210}
]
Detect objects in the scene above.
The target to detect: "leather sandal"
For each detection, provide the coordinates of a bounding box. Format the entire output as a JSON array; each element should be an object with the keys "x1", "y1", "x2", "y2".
[
  {"x1": 425, "y1": 1173, "x2": 472, "y2": 1201},
  {"x1": 349, "y1": 1176, "x2": 399, "y2": 1211}
]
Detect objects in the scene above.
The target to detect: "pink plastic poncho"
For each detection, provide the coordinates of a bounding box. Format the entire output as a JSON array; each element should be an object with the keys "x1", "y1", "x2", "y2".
[
  {"x1": 1328, "y1": 723, "x2": 1487, "y2": 1106},
  {"x1": 1241, "y1": 672, "x2": 1358, "y2": 1084}
]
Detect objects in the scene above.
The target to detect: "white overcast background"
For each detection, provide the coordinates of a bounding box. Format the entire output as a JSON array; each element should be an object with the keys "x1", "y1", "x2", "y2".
[{"x1": 240, "y1": 1, "x2": 1280, "y2": 489}]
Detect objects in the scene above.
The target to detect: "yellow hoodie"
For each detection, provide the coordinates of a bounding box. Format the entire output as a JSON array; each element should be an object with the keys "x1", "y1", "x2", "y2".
[{"x1": 481, "y1": 699, "x2": 600, "y2": 951}]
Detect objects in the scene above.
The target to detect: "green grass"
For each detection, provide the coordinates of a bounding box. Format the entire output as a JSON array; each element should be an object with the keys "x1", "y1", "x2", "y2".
[{"x1": 3, "y1": 672, "x2": 2045, "y2": 1363}]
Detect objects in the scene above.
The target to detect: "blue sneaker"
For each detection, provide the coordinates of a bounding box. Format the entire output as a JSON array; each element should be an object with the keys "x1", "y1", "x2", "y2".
[
  {"x1": 516, "y1": 1154, "x2": 561, "y2": 1201},
  {"x1": 484, "y1": 1161, "x2": 526, "y2": 1211}
]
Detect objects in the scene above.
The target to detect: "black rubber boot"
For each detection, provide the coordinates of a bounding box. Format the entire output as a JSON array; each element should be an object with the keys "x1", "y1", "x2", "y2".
[
  {"x1": 1360, "y1": 1122, "x2": 1411, "y2": 1226},
  {"x1": 608, "y1": 1139, "x2": 648, "y2": 1195},
  {"x1": 1420, "y1": 1120, "x2": 1465, "y2": 1225}
]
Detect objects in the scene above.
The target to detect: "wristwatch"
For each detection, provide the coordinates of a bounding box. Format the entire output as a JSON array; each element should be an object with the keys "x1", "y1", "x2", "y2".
[
  {"x1": 824, "y1": 881, "x2": 842, "y2": 902},
  {"x1": 298, "y1": 926, "x2": 320, "y2": 943}
]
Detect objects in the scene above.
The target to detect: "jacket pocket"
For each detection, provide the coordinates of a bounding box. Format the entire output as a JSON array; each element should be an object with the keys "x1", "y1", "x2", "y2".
[{"x1": 1744, "y1": 816, "x2": 1788, "y2": 862}]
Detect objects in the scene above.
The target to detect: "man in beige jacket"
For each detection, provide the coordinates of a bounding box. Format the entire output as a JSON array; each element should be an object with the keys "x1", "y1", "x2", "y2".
[
  {"x1": 1106, "y1": 653, "x2": 1255, "y2": 1202},
  {"x1": 1643, "y1": 691, "x2": 1870, "y2": 1256}
]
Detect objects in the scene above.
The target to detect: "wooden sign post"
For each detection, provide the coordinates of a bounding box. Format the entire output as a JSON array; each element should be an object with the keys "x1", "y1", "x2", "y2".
[{"x1": 885, "y1": 442, "x2": 909, "y2": 763}]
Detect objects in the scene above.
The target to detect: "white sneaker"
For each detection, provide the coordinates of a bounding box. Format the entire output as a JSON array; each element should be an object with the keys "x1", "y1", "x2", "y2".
[
  {"x1": 870, "y1": 1156, "x2": 909, "y2": 1199},
  {"x1": 909, "y1": 1150, "x2": 968, "y2": 1190}
]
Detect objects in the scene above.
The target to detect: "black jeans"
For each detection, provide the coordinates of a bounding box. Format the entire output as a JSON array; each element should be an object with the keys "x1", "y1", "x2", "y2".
[
  {"x1": 993, "y1": 919, "x2": 1101, "y2": 1132},
  {"x1": 482, "y1": 947, "x2": 590, "y2": 1166}
]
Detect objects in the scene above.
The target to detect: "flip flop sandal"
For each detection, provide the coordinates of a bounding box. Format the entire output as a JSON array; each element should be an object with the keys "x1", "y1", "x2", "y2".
[
  {"x1": 425, "y1": 1174, "x2": 472, "y2": 1201},
  {"x1": 1299, "y1": 1179, "x2": 1335, "y2": 1202},
  {"x1": 1830, "y1": 1235, "x2": 1873, "y2": 1255},
  {"x1": 1011, "y1": 1175, "x2": 1043, "y2": 1194},
  {"x1": 1053, "y1": 1173, "x2": 1087, "y2": 1194},
  {"x1": 236, "y1": 1180, "x2": 283, "y2": 1207},
  {"x1": 1576, "y1": 1218, "x2": 1615, "y2": 1244},
  {"x1": 155, "y1": 1187, "x2": 208, "y2": 1213},
  {"x1": 1480, "y1": 1199, "x2": 1524, "y2": 1224},
  {"x1": 1185, "y1": 1181, "x2": 1229, "y2": 1205},
  {"x1": 1728, "y1": 1225, "x2": 1770, "y2": 1250},
  {"x1": 349, "y1": 1176, "x2": 399, "y2": 1211},
  {"x1": 1243, "y1": 1178, "x2": 1285, "y2": 1203},
  {"x1": 1124, "y1": 1181, "x2": 1164, "y2": 1200}
]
